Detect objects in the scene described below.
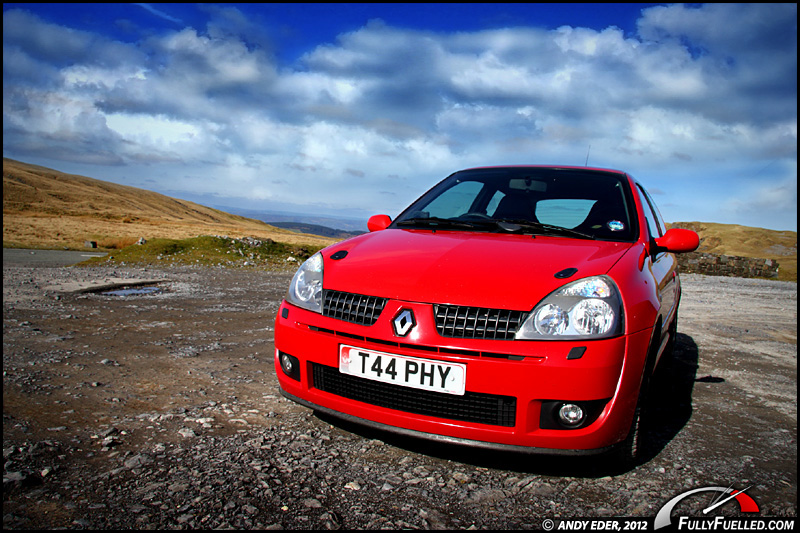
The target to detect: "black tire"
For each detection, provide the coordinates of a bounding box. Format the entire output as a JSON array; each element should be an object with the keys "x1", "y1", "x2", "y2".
[
  {"x1": 615, "y1": 400, "x2": 644, "y2": 467},
  {"x1": 613, "y1": 327, "x2": 659, "y2": 468},
  {"x1": 664, "y1": 309, "x2": 678, "y2": 360}
]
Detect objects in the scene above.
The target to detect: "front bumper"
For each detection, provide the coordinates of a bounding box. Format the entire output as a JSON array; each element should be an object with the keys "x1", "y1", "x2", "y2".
[{"x1": 274, "y1": 299, "x2": 652, "y2": 453}]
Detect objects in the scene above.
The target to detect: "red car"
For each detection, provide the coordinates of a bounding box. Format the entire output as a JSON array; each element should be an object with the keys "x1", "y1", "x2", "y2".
[{"x1": 275, "y1": 166, "x2": 699, "y2": 462}]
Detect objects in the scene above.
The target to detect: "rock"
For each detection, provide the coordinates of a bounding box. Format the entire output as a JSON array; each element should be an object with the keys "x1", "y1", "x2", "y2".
[
  {"x1": 4, "y1": 470, "x2": 42, "y2": 488},
  {"x1": 123, "y1": 454, "x2": 153, "y2": 470},
  {"x1": 100, "y1": 436, "x2": 122, "y2": 448},
  {"x1": 303, "y1": 498, "x2": 322, "y2": 508}
]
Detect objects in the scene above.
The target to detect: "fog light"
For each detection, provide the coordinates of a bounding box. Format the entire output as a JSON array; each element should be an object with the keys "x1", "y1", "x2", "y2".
[
  {"x1": 280, "y1": 354, "x2": 294, "y2": 374},
  {"x1": 540, "y1": 399, "x2": 608, "y2": 430},
  {"x1": 278, "y1": 351, "x2": 300, "y2": 381},
  {"x1": 558, "y1": 403, "x2": 585, "y2": 427}
]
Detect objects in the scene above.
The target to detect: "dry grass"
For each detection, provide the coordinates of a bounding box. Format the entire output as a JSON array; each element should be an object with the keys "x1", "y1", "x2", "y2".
[
  {"x1": 3, "y1": 158, "x2": 336, "y2": 251},
  {"x1": 669, "y1": 222, "x2": 796, "y2": 282}
]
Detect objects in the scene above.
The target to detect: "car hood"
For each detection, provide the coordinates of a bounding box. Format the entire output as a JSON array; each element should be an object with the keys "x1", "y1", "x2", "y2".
[{"x1": 322, "y1": 229, "x2": 634, "y2": 310}]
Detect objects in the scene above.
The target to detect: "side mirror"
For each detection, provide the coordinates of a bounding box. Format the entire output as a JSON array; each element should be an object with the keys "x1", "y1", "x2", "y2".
[
  {"x1": 367, "y1": 214, "x2": 392, "y2": 232},
  {"x1": 655, "y1": 228, "x2": 700, "y2": 254}
]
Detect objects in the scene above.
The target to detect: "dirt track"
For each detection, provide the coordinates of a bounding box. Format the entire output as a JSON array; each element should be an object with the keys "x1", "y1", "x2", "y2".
[{"x1": 3, "y1": 263, "x2": 796, "y2": 529}]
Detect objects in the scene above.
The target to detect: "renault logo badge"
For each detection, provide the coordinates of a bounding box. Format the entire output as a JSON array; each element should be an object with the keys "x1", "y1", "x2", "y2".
[{"x1": 392, "y1": 309, "x2": 416, "y2": 337}]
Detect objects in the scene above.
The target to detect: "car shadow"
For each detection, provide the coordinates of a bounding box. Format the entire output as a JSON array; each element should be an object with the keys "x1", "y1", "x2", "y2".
[{"x1": 314, "y1": 332, "x2": 701, "y2": 478}]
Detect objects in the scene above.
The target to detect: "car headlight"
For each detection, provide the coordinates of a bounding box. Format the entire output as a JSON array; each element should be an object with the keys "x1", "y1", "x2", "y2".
[
  {"x1": 515, "y1": 276, "x2": 623, "y2": 340},
  {"x1": 286, "y1": 252, "x2": 324, "y2": 313}
]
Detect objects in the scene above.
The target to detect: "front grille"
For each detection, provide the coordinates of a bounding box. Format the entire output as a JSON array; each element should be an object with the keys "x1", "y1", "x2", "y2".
[
  {"x1": 434, "y1": 305, "x2": 527, "y2": 340},
  {"x1": 312, "y1": 363, "x2": 516, "y2": 427},
  {"x1": 323, "y1": 290, "x2": 387, "y2": 326}
]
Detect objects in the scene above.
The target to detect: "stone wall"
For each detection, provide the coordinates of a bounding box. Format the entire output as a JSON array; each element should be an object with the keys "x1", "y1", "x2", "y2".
[{"x1": 676, "y1": 252, "x2": 779, "y2": 279}]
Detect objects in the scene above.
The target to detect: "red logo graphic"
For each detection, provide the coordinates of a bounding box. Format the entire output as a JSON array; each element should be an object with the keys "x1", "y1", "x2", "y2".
[{"x1": 655, "y1": 486, "x2": 760, "y2": 530}]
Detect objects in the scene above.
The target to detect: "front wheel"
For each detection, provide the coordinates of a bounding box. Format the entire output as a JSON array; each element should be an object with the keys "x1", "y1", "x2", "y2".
[
  {"x1": 613, "y1": 327, "x2": 660, "y2": 468},
  {"x1": 614, "y1": 401, "x2": 644, "y2": 467},
  {"x1": 664, "y1": 309, "x2": 678, "y2": 360}
]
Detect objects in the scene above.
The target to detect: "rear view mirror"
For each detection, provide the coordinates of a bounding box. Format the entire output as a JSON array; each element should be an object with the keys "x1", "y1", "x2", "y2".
[
  {"x1": 368, "y1": 214, "x2": 392, "y2": 232},
  {"x1": 655, "y1": 228, "x2": 700, "y2": 253},
  {"x1": 509, "y1": 178, "x2": 547, "y2": 192}
]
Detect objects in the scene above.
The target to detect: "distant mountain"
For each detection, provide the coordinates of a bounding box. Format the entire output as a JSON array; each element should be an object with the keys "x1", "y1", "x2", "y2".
[
  {"x1": 266, "y1": 222, "x2": 364, "y2": 240},
  {"x1": 217, "y1": 206, "x2": 369, "y2": 233}
]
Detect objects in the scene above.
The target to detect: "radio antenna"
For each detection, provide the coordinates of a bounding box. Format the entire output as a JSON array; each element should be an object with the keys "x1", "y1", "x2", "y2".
[{"x1": 584, "y1": 144, "x2": 591, "y2": 166}]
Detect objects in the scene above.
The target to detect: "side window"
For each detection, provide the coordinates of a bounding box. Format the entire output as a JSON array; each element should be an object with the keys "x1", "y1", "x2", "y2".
[
  {"x1": 636, "y1": 184, "x2": 664, "y2": 238},
  {"x1": 644, "y1": 188, "x2": 667, "y2": 236}
]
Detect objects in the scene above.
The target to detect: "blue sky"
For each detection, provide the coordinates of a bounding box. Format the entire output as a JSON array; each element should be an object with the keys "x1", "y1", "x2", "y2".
[{"x1": 3, "y1": 3, "x2": 797, "y2": 231}]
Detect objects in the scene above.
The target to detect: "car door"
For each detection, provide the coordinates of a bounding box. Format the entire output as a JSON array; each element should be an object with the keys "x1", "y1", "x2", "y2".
[{"x1": 636, "y1": 184, "x2": 678, "y2": 340}]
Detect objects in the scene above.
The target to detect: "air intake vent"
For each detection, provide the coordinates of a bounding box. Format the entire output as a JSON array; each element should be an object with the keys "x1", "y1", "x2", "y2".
[
  {"x1": 313, "y1": 364, "x2": 516, "y2": 427},
  {"x1": 322, "y1": 290, "x2": 387, "y2": 326},
  {"x1": 433, "y1": 305, "x2": 527, "y2": 340}
]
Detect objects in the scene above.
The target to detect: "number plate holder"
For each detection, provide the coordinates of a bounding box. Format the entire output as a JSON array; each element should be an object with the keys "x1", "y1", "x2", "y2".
[{"x1": 339, "y1": 345, "x2": 466, "y2": 396}]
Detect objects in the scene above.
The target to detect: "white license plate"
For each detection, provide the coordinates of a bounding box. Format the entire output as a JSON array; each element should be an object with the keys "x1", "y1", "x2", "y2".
[{"x1": 339, "y1": 345, "x2": 466, "y2": 396}]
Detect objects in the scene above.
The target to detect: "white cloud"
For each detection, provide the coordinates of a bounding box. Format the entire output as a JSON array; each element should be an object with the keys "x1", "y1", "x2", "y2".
[
  {"x1": 105, "y1": 113, "x2": 200, "y2": 145},
  {"x1": 2, "y1": 4, "x2": 797, "y2": 229}
]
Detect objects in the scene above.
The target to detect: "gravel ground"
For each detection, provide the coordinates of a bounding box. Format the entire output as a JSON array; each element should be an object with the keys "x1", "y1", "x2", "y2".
[{"x1": 3, "y1": 263, "x2": 796, "y2": 529}]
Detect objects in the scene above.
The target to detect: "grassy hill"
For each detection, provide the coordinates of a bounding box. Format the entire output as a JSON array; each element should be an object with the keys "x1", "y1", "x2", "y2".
[
  {"x1": 668, "y1": 222, "x2": 796, "y2": 281},
  {"x1": 3, "y1": 158, "x2": 335, "y2": 251}
]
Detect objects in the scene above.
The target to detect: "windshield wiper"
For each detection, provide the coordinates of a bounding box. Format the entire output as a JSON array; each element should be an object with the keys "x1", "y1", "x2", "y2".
[
  {"x1": 493, "y1": 219, "x2": 596, "y2": 240},
  {"x1": 395, "y1": 217, "x2": 496, "y2": 231},
  {"x1": 396, "y1": 216, "x2": 596, "y2": 239}
]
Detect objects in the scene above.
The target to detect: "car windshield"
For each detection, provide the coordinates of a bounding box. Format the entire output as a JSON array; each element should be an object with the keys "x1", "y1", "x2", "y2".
[{"x1": 393, "y1": 167, "x2": 638, "y2": 241}]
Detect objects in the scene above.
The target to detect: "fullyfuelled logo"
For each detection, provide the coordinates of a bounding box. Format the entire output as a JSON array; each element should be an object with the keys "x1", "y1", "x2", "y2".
[
  {"x1": 654, "y1": 485, "x2": 760, "y2": 530},
  {"x1": 392, "y1": 308, "x2": 416, "y2": 337}
]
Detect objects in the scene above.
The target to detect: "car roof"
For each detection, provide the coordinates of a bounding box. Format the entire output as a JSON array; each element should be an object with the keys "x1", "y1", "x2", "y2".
[{"x1": 460, "y1": 164, "x2": 629, "y2": 176}]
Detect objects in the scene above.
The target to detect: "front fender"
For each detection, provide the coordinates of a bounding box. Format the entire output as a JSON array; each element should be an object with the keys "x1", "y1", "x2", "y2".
[
  {"x1": 610, "y1": 244, "x2": 660, "y2": 338},
  {"x1": 606, "y1": 244, "x2": 663, "y2": 432}
]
